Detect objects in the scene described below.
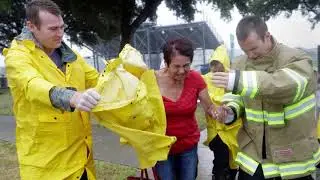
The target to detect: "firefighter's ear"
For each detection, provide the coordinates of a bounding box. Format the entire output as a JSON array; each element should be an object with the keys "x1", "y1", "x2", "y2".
[{"x1": 264, "y1": 32, "x2": 271, "y2": 40}]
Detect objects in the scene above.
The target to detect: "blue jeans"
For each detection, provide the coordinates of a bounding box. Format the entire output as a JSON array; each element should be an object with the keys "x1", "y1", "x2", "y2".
[{"x1": 155, "y1": 145, "x2": 198, "y2": 180}]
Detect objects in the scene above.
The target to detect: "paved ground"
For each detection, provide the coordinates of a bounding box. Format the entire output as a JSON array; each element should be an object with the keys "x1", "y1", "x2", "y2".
[
  {"x1": 198, "y1": 130, "x2": 214, "y2": 180},
  {"x1": 0, "y1": 116, "x2": 213, "y2": 179}
]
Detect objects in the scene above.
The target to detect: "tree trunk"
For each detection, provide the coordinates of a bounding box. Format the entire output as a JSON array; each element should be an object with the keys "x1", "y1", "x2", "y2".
[
  {"x1": 120, "y1": 24, "x2": 133, "y2": 51},
  {"x1": 119, "y1": 0, "x2": 134, "y2": 52},
  {"x1": 119, "y1": 0, "x2": 163, "y2": 51}
]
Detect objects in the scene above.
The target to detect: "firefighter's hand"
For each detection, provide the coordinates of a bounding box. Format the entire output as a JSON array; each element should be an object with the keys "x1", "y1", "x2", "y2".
[
  {"x1": 212, "y1": 72, "x2": 229, "y2": 89},
  {"x1": 70, "y1": 88, "x2": 101, "y2": 112},
  {"x1": 221, "y1": 105, "x2": 236, "y2": 124}
]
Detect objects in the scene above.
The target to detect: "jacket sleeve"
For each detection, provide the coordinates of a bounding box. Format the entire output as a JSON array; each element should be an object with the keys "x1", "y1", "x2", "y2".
[
  {"x1": 77, "y1": 56, "x2": 99, "y2": 89},
  {"x1": 233, "y1": 52, "x2": 315, "y2": 104},
  {"x1": 222, "y1": 93, "x2": 244, "y2": 120},
  {"x1": 5, "y1": 51, "x2": 55, "y2": 106}
]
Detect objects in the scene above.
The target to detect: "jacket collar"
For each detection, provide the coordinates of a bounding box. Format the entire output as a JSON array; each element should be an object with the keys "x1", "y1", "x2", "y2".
[
  {"x1": 263, "y1": 36, "x2": 280, "y2": 59},
  {"x1": 15, "y1": 27, "x2": 77, "y2": 62}
]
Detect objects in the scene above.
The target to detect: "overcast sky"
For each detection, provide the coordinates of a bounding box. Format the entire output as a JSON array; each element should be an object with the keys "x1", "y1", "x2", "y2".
[
  {"x1": 156, "y1": 1, "x2": 320, "y2": 50},
  {"x1": 1, "y1": 2, "x2": 319, "y2": 67}
]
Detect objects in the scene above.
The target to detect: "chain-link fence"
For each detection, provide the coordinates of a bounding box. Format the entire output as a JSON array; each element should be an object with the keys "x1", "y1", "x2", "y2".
[{"x1": 0, "y1": 76, "x2": 7, "y2": 89}]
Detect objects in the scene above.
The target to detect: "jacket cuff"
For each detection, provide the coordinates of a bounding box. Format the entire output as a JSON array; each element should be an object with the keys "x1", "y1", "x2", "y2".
[
  {"x1": 232, "y1": 70, "x2": 240, "y2": 94},
  {"x1": 225, "y1": 106, "x2": 237, "y2": 125},
  {"x1": 227, "y1": 71, "x2": 236, "y2": 91},
  {"x1": 49, "y1": 86, "x2": 77, "y2": 112}
]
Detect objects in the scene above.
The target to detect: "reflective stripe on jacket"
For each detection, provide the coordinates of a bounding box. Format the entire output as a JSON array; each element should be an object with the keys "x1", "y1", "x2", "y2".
[{"x1": 226, "y1": 40, "x2": 319, "y2": 179}]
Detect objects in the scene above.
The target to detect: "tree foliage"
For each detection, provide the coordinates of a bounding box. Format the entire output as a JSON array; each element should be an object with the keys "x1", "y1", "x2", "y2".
[
  {"x1": 0, "y1": 0, "x2": 318, "y2": 53},
  {"x1": 205, "y1": 0, "x2": 320, "y2": 28},
  {"x1": 0, "y1": 0, "x2": 25, "y2": 48}
]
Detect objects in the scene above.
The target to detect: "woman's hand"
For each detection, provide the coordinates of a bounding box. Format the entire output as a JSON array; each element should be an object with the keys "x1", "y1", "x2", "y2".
[{"x1": 208, "y1": 105, "x2": 233, "y2": 123}]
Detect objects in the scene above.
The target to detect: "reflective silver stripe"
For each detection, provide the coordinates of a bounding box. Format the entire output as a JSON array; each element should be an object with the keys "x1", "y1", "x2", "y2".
[
  {"x1": 312, "y1": 147, "x2": 320, "y2": 165},
  {"x1": 265, "y1": 112, "x2": 285, "y2": 125},
  {"x1": 245, "y1": 109, "x2": 264, "y2": 122},
  {"x1": 279, "y1": 161, "x2": 315, "y2": 178},
  {"x1": 222, "y1": 93, "x2": 243, "y2": 106},
  {"x1": 227, "y1": 102, "x2": 241, "y2": 117},
  {"x1": 262, "y1": 164, "x2": 280, "y2": 178},
  {"x1": 285, "y1": 95, "x2": 316, "y2": 120},
  {"x1": 236, "y1": 152, "x2": 259, "y2": 175},
  {"x1": 239, "y1": 149, "x2": 320, "y2": 178},
  {"x1": 277, "y1": 147, "x2": 320, "y2": 178},
  {"x1": 245, "y1": 108, "x2": 285, "y2": 125},
  {"x1": 245, "y1": 73, "x2": 254, "y2": 97},
  {"x1": 241, "y1": 72, "x2": 259, "y2": 99},
  {"x1": 251, "y1": 72, "x2": 258, "y2": 98},
  {"x1": 282, "y1": 68, "x2": 307, "y2": 102},
  {"x1": 245, "y1": 95, "x2": 315, "y2": 124},
  {"x1": 241, "y1": 72, "x2": 249, "y2": 97}
]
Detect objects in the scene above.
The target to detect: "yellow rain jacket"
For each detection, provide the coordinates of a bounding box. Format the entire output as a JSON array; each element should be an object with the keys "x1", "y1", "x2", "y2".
[
  {"x1": 203, "y1": 45, "x2": 242, "y2": 169},
  {"x1": 210, "y1": 44, "x2": 230, "y2": 71},
  {"x1": 92, "y1": 44, "x2": 176, "y2": 169},
  {"x1": 4, "y1": 39, "x2": 99, "y2": 179}
]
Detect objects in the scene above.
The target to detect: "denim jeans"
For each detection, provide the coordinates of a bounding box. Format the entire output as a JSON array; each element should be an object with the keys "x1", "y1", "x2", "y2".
[{"x1": 155, "y1": 145, "x2": 198, "y2": 180}]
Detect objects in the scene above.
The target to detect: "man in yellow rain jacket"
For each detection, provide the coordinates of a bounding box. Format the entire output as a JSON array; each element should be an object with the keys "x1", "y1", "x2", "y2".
[
  {"x1": 4, "y1": 0, "x2": 101, "y2": 179},
  {"x1": 203, "y1": 45, "x2": 241, "y2": 180},
  {"x1": 213, "y1": 15, "x2": 319, "y2": 180}
]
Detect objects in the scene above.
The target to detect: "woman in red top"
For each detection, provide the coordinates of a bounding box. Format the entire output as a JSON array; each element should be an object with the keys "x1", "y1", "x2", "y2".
[{"x1": 155, "y1": 38, "x2": 217, "y2": 180}]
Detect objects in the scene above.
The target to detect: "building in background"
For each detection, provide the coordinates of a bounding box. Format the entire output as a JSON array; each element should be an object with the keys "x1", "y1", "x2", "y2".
[{"x1": 91, "y1": 21, "x2": 222, "y2": 72}]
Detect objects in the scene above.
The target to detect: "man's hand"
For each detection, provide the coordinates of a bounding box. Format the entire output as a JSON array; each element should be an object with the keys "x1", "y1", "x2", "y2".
[
  {"x1": 212, "y1": 72, "x2": 230, "y2": 89},
  {"x1": 70, "y1": 88, "x2": 101, "y2": 112}
]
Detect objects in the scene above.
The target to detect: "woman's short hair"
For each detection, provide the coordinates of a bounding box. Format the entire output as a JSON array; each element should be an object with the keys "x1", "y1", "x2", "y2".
[{"x1": 162, "y1": 38, "x2": 194, "y2": 65}]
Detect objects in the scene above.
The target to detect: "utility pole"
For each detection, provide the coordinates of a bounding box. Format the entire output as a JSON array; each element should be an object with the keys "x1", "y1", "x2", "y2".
[
  {"x1": 318, "y1": 45, "x2": 320, "y2": 72},
  {"x1": 230, "y1": 34, "x2": 235, "y2": 62}
]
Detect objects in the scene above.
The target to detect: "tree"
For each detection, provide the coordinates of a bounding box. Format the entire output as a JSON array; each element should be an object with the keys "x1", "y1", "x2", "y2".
[
  {"x1": 56, "y1": 0, "x2": 198, "y2": 50},
  {"x1": 0, "y1": 0, "x2": 198, "y2": 52},
  {"x1": 0, "y1": 0, "x2": 25, "y2": 48},
  {"x1": 248, "y1": 0, "x2": 320, "y2": 29},
  {"x1": 0, "y1": 0, "x2": 319, "y2": 53},
  {"x1": 205, "y1": 0, "x2": 320, "y2": 29}
]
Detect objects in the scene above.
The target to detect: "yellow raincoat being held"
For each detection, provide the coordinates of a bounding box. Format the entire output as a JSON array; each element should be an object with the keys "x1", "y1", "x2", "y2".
[
  {"x1": 92, "y1": 44, "x2": 176, "y2": 169},
  {"x1": 203, "y1": 44, "x2": 242, "y2": 169},
  {"x1": 3, "y1": 38, "x2": 99, "y2": 179}
]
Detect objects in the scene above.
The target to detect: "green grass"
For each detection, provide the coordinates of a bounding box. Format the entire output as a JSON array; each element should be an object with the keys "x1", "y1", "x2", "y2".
[
  {"x1": 0, "y1": 140, "x2": 137, "y2": 180},
  {"x1": 0, "y1": 140, "x2": 19, "y2": 180},
  {"x1": 95, "y1": 161, "x2": 137, "y2": 180},
  {"x1": 0, "y1": 88, "x2": 13, "y2": 115},
  {"x1": 195, "y1": 106, "x2": 207, "y2": 131}
]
